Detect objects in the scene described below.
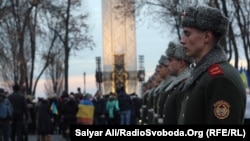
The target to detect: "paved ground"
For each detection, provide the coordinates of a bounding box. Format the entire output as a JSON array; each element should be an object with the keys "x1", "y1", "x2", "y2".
[{"x1": 28, "y1": 134, "x2": 67, "y2": 141}]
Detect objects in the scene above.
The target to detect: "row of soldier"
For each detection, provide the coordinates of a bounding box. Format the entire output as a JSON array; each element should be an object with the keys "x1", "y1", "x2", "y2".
[
  {"x1": 141, "y1": 41, "x2": 192, "y2": 125},
  {"x1": 140, "y1": 5, "x2": 246, "y2": 125}
]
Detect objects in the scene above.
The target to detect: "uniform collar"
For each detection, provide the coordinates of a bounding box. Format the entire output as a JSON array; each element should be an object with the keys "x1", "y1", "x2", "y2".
[{"x1": 182, "y1": 45, "x2": 227, "y2": 91}]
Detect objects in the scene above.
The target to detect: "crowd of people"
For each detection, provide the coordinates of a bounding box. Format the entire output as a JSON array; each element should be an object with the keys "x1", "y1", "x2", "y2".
[{"x1": 0, "y1": 83, "x2": 142, "y2": 141}]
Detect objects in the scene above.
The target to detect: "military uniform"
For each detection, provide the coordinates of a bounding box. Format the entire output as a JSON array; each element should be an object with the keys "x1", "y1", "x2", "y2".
[
  {"x1": 152, "y1": 79, "x2": 173, "y2": 124},
  {"x1": 146, "y1": 88, "x2": 156, "y2": 125},
  {"x1": 141, "y1": 90, "x2": 150, "y2": 125},
  {"x1": 162, "y1": 68, "x2": 191, "y2": 124},
  {"x1": 156, "y1": 76, "x2": 175, "y2": 124},
  {"x1": 178, "y1": 48, "x2": 246, "y2": 124},
  {"x1": 178, "y1": 6, "x2": 246, "y2": 124}
]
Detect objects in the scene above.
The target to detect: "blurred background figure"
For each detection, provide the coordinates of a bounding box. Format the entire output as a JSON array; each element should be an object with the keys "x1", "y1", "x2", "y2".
[
  {"x1": 60, "y1": 94, "x2": 78, "y2": 139},
  {"x1": 8, "y1": 84, "x2": 28, "y2": 141},
  {"x1": 77, "y1": 94, "x2": 94, "y2": 125},
  {"x1": 117, "y1": 86, "x2": 132, "y2": 125},
  {"x1": 129, "y1": 93, "x2": 142, "y2": 125},
  {"x1": 26, "y1": 95, "x2": 36, "y2": 135},
  {"x1": 36, "y1": 98, "x2": 54, "y2": 141},
  {"x1": 0, "y1": 88, "x2": 13, "y2": 141},
  {"x1": 106, "y1": 92, "x2": 119, "y2": 125},
  {"x1": 93, "y1": 90, "x2": 107, "y2": 125}
]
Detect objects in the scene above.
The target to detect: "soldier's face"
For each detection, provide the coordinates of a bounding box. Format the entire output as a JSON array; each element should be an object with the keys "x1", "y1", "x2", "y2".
[
  {"x1": 167, "y1": 57, "x2": 181, "y2": 76},
  {"x1": 158, "y1": 64, "x2": 169, "y2": 79},
  {"x1": 180, "y1": 27, "x2": 207, "y2": 60}
]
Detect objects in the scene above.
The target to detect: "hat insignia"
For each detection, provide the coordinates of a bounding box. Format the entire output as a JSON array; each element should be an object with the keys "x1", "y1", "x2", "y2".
[{"x1": 213, "y1": 100, "x2": 230, "y2": 119}]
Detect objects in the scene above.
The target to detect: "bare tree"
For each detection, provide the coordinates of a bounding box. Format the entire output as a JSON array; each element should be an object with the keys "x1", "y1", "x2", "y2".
[
  {"x1": 232, "y1": 0, "x2": 250, "y2": 71},
  {"x1": 0, "y1": 0, "x2": 95, "y2": 96},
  {"x1": 41, "y1": 0, "x2": 95, "y2": 93},
  {"x1": 44, "y1": 52, "x2": 64, "y2": 98},
  {"x1": 0, "y1": 0, "x2": 36, "y2": 92}
]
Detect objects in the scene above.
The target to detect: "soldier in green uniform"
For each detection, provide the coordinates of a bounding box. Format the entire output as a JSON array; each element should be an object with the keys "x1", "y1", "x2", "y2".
[
  {"x1": 141, "y1": 78, "x2": 153, "y2": 125},
  {"x1": 140, "y1": 82, "x2": 147, "y2": 125},
  {"x1": 162, "y1": 41, "x2": 193, "y2": 124},
  {"x1": 146, "y1": 69, "x2": 162, "y2": 125},
  {"x1": 156, "y1": 75, "x2": 176, "y2": 124},
  {"x1": 178, "y1": 6, "x2": 246, "y2": 124},
  {"x1": 152, "y1": 55, "x2": 173, "y2": 124}
]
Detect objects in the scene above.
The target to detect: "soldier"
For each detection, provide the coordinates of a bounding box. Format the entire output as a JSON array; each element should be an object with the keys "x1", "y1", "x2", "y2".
[
  {"x1": 179, "y1": 6, "x2": 246, "y2": 124},
  {"x1": 156, "y1": 72, "x2": 176, "y2": 124},
  {"x1": 162, "y1": 41, "x2": 193, "y2": 124},
  {"x1": 146, "y1": 70, "x2": 162, "y2": 125},
  {"x1": 152, "y1": 55, "x2": 174, "y2": 124},
  {"x1": 140, "y1": 78, "x2": 152, "y2": 125}
]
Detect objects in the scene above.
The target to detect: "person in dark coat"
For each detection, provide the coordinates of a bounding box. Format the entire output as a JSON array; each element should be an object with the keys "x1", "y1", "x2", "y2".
[
  {"x1": 117, "y1": 86, "x2": 132, "y2": 125},
  {"x1": 93, "y1": 90, "x2": 107, "y2": 125},
  {"x1": 60, "y1": 95, "x2": 78, "y2": 138},
  {"x1": 8, "y1": 84, "x2": 28, "y2": 141},
  {"x1": 37, "y1": 98, "x2": 54, "y2": 141},
  {"x1": 0, "y1": 89, "x2": 13, "y2": 141},
  {"x1": 26, "y1": 96, "x2": 36, "y2": 135},
  {"x1": 178, "y1": 5, "x2": 246, "y2": 124},
  {"x1": 129, "y1": 93, "x2": 142, "y2": 125}
]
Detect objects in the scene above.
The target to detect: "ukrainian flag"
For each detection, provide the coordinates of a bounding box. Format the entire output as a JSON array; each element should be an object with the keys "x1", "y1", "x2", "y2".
[
  {"x1": 50, "y1": 101, "x2": 58, "y2": 115},
  {"x1": 240, "y1": 68, "x2": 249, "y2": 88},
  {"x1": 76, "y1": 99, "x2": 94, "y2": 125}
]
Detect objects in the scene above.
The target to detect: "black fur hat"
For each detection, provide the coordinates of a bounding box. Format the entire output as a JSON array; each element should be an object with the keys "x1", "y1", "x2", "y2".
[
  {"x1": 166, "y1": 41, "x2": 193, "y2": 64},
  {"x1": 182, "y1": 6, "x2": 229, "y2": 38}
]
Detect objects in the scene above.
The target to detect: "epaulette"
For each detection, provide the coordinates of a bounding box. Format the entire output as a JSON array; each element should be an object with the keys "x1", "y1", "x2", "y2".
[{"x1": 208, "y1": 64, "x2": 224, "y2": 77}]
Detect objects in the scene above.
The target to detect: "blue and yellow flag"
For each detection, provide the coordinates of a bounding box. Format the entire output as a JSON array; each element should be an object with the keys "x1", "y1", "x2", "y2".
[
  {"x1": 50, "y1": 101, "x2": 58, "y2": 115},
  {"x1": 240, "y1": 68, "x2": 249, "y2": 88},
  {"x1": 77, "y1": 99, "x2": 94, "y2": 125}
]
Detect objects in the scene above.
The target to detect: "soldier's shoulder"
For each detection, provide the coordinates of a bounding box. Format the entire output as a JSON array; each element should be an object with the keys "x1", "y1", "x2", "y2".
[{"x1": 207, "y1": 64, "x2": 224, "y2": 77}]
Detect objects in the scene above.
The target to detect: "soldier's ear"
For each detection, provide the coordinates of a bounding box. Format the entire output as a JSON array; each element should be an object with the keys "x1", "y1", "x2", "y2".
[
  {"x1": 179, "y1": 59, "x2": 187, "y2": 68},
  {"x1": 204, "y1": 30, "x2": 213, "y2": 43}
]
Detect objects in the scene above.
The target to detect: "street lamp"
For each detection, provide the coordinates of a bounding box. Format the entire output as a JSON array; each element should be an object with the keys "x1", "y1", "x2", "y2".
[
  {"x1": 83, "y1": 72, "x2": 86, "y2": 94},
  {"x1": 95, "y1": 56, "x2": 102, "y2": 91},
  {"x1": 138, "y1": 55, "x2": 145, "y2": 97}
]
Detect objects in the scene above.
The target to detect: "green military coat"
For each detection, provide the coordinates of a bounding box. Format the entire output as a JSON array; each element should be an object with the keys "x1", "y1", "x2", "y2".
[
  {"x1": 162, "y1": 68, "x2": 191, "y2": 124},
  {"x1": 178, "y1": 62, "x2": 246, "y2": 124},
  {"x1": 156, "y1": 77, "x2": 175, "y2": 124},
  {"x1": 153, "y1": 77, "x2": 174, "y2": 124},
  {"x1": 146, "y1": 88, "x2": 156, "y2": 125},
  {"x1": 141, "y1": 90, "x2": 150, "y2": 124}
]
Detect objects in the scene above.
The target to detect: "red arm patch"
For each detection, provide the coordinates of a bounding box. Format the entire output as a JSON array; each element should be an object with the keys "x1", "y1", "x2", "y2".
[{"x1": 208, "y1": 64, "x2": 224, "y2": 77}]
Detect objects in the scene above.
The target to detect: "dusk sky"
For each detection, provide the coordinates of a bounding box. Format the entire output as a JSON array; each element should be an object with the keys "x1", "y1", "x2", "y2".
[{"x1": 35, "y1": 0, "x2": 176, "y2": 98}]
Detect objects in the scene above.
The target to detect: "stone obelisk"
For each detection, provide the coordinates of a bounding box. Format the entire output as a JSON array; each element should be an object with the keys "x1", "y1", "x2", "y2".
[{"x1": 102, "y1": 0, "x2": 137, "y2": 94}]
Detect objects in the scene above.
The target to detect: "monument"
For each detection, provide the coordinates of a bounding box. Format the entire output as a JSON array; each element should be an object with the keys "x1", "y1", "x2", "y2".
[{"x1": 100, "y1": 0, "x2": 138, "y2": 94}]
